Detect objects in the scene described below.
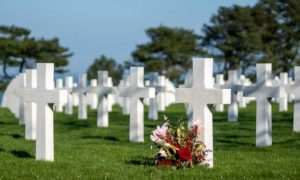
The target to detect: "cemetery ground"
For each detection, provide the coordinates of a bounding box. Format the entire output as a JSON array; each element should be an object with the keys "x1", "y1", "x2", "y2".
[{"x1": 0, "y1": 103, "x2": 299, "y2": 179}]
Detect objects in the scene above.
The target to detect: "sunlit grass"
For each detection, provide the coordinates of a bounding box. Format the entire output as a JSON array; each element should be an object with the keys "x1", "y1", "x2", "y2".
[{"x1": 0, "y1": 102, "x2": 299, "y2": 179}]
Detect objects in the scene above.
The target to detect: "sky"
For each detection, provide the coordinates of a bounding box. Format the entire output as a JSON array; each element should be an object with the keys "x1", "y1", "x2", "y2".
[{"x1": 0, "y1": 0, "x2": 257, "y2": 77}]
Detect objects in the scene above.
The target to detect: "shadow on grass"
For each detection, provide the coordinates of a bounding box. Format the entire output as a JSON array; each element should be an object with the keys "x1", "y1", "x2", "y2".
[
  {"x1": 145, "y1": 124, "x2": 156, "y2": 129},
  {"x1": 238, "y1": 127, "x2": 255, "y2": 131},
  {"x1": 125, "y1": 156, "x2": 155, "y2": 166},
  {"x1": 0, "y1": 121, "x2": 14, "y2": 125},
  {"x1": 63, "y1": 121, "x2": 91, "y2": 128},
  {"x1": 216, "y1": 138, "x2": 253, "y2": 147},
  {"x1": 223, "y1": 134, "x2": 252, "y2": 139},
  {"x1": 81, "y1": 135, "x2": 120, "y2": 141},
  {"x1": 273, "y1": 138, "x2": 300, "y2": 148},
  {"x1": 0, "y1": 133, "x2": 22, "y2": 139},
  {"x1": 11, "y1": 134, "x2": 22, "y2": 139},
  {"x1": 11, "y1": 150, "x2": 34, "y2": 159}
]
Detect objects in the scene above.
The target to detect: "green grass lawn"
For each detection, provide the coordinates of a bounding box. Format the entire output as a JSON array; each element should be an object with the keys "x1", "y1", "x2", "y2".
[{"x1": 0, "y1": 102, "x2": 299, "y2": 179}]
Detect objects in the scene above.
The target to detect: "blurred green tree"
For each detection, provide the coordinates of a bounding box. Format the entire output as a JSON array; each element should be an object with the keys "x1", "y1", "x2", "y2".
[
  {"x1": 202, "y1": 5, "x2": 263, "y2": 75},
  {"x1": 131, "y1": 25, "x2": 206, "y2": 83},
  {"x1": 254, "y1": 0, "x2": 300, "y2": 74},
  {"x1": 0, "y1": 25, "x2": 30, "y2": 79},
  {"x1": 0, "y1": 25, "x2": 72, "y2": 80},
  {"x1": 86, "y1": 55, "x2": 123, "y2": 84},
  {"x1": 202, "y1": 0, "x2": 300, "y2": 76}
]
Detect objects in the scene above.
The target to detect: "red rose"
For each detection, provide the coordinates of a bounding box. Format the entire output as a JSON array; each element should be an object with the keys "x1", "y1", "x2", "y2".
[{"x1": 177, "y1": 146, "x2": 192, "y2": 161}]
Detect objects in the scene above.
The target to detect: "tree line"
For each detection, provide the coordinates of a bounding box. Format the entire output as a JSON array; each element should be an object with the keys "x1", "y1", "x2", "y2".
[
  {"x1": 1, "y1": 0, "x2": 299, "y2": 87},
  {"x1": 0, "y1": 26, "x2": 72, "y2": 80},
  {"x1": 88, "y1": 0, "x2": 300, "y2": 83}
]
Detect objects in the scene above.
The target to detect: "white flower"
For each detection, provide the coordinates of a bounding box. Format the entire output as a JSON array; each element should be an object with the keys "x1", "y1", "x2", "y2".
[
  {"x1": 158, "y1": 149, "x2": 167, "y2": 158},
  {"x1": 191, "y1": 120, "x2": 204, "y2": 135},
  {"x1": 151, "y1": 122, "x2": 169, "y2": 139},
  {"x1": 150, "y1": 135, "x2": 170, "y2": 147}
]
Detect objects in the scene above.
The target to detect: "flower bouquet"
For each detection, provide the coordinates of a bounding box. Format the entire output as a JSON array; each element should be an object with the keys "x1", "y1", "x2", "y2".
[{"x1": 150, "y1": 116, "x2": 209, "y2": 168}]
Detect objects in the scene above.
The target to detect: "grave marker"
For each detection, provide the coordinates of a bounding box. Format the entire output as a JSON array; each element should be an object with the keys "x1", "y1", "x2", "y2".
[
  {"x1": 222, "y1": 70, "x2": 241, "y2": 122},
  {"x1": 156, "y1": 76, "x2": 166, "y2": 111},
  {"x1": 183, "y1": 69, "x2": 193, "y2": 127},
  {"x1": 88, "y1": 79, "x2": 98, "y2": 110},
  {"x1": 175, "y1": 58, "x2": 231, "y2": 167},
  {"x1": 18, "y1": 63, "x2": 67, "y2": 161},
  {"x1": 121, "y1": 76, "x2": 130, "y2": 115},
  {"x1": 119, "y1": 67, "x2": 155, "y2": 142},
  {"x1": 280, "y1": 67, "x2": 300, "y2": 132},
  {"x1": 288, "y1": 77, "x2": 294, "y2": 102},
  {"x1": 24, "y1": 70, "x2": 37, "y2": 140},
  {"x1": 73, "y1": 74, "x2": 88, "y2": 119},
  {"x1": 65, "y1": 76, "x2": 74, "y2": 115},
  {"x1": 148, "y1": 76, "x2": 159, "y2": 120},
  {"x1": 279, "y1": 73, "x2": 288, "y2": 112},
  {"x1": 107, "y1": 77, "x2": 116, "y2": 112},
  {"x1": 238, "y1": 75, "x2": 249, "y2": 108},
  {"x1": 88, "y1": 71, "x2": 113, "y2": 127},
  {"x1": 215, "y1": 74, "x2": 225, "y2": 112},
  {"x1": 143, "y1": 80, "x2": 150, "y2": 106},
  {"x1": 55, "y1": 79, "x2": 64, "y2": 112},
  {"x1": 18, "y1": 73, "x2": 26, "y2": 125},
  {"x1": 243, "y1": 64, "x2": 279, "y2": 147}
]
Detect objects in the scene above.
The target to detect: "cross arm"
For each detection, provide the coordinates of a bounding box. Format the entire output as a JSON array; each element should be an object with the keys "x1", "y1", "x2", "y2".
[
  {"x1": 72, "y1": 86, "x2": 89, "y2": 94},
  {"x1": 243, "y1": 84, "x2": 280, "y2": 98},
  {"x1": 22, "y1": 88, "x2": 68, "y2": 105},
  {"x1": 88, "y1": 86, "x2": 114, "y2": 97},
  {"x1": 119, "y1": 86, "x2": 155, "y2": 99},
  {"x1": 175, "y1": 88, "x2": 231, "y2": 105},
  {"x1": 222, "y1": 84, "x2": 243, "y2": 93}
]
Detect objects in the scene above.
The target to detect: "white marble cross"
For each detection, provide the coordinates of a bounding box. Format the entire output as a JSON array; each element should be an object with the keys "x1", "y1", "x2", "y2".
[
  {"x1": 16, "y1": 70, "x2": 37, "y2": 140},
  {"x1": 238, "y1": 75, "x2": 250, "y2": 108},
  {"x1": 175, "y1": 58, "x2": 231, "y2": 168},
  {"x1": 65, "y1": 76, "x2": 74, "y2": 115},
  {"x1": 73, "y1": 74, "x2": 88, "y2": 119},
  {"x1": 215, "y1": 74, "x2": 225, "y2": 112},
  {"x1": 3, "y1": 76, "x2": 20, "y2": 118},
  {"x1": 243, "y1": 64, "x2": 279, "y2": 147},
  {"x1": 88, "y1": 71, "x2": 114, "y2": 127},
  {"x1": 119, "y1": 67, "x2": 155, "y2": 142},
  {"x1": 88, "y1": 79, "x2": 98, "y2": 110},
  {"x1": 55, "y1": 79, "x2": 64, "y2": 112},
  {"x1": 121, "y1": 75, "x2": 130, "y2": 115},
  {"x1": 13, "y1": 76, "x2": 21, "y2": 118},
  {"x1": 164, "y1": 78, "x2": 176, "y2": 106},
  {"x1": 222, "y1": 70, "x2": 242, "y2": 122},
  {"x1": 72, "y1": 83, "x2": 79, "y2": 106},
  {"x1": 183, "y1": 69, "x2": 193, "y2": 126},
  {"x1": 143, "y1": 80, "x2": 150, "y2": 106},
  {"x1": 107, "y1": 77, "x2": 116, "y2": 112},
  {"x1": 288, "y1": 77, "x2": 294, "y2": 102},
  {"x1": 148, "y1": 98, "x2": 158, "y2": 120},
  {"x1": 24, "y1": 70, "x2": 37, "y2": 140},
  {"x1": 272, "y1": 76, "x2": 280, "y2": 103},
  {"x1": 148, "y1": 76, "x2": 159, "y2": 120},
  {"x1": 280, "y1": 67, "x2": 300, "y2": 132},
  {"x1": 19, "y1": 63, "x2": 67, "y2": 161},
  {"x1": 156, "y1": 76, "x2": 166, "y2": 111},
  {"x1": 18, "y1": 73, "x2": 26, "y2": 125},
  {"x1": 278, "y1": 73, "x2": 288, "y2": 112}
]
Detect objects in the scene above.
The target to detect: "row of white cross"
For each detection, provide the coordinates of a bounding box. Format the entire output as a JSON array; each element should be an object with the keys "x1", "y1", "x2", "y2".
[
  {"x1": 1, "y1": 64, "x2": 172, "y2": 161},
  {"x1": 53, "y1": 72, "x2": 175, "y2": 120},
  {"x1": 214, "y1": 70, "x2": 294, "y2": 118},
  {"x1": 2, "y1": 58, "x2": 299, "y2": 168}
]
